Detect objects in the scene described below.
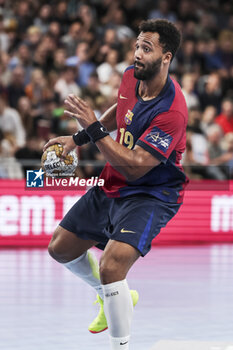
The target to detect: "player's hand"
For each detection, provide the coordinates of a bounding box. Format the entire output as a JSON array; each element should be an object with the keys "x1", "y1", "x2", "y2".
[
  {"x1": 64, "y1": 95, "x2": 97, "y2": 129},
  {"x1": 43, "y1": 136, "x2": 76, "y2": 158}
]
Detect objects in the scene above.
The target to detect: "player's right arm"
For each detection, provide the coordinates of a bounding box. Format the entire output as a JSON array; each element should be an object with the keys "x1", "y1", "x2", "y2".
[{"x1": 43, "y1": 103, "x2": 117, "y2": 157}]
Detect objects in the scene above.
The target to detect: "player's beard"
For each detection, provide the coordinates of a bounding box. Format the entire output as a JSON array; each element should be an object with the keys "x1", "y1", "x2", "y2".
[{"x1": 134, "y1": 57, "x2": 162, "y2": 80}]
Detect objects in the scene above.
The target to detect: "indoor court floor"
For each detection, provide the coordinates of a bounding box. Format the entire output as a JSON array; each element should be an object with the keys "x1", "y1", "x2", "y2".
[{"x1": 1, "y1": 244, "x2": 233, "y2": 350}]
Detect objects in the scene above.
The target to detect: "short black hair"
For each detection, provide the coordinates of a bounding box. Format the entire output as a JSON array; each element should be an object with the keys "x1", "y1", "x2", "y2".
[{"x1": 139, "y1": 19, "x2": 181, "y2": 60}]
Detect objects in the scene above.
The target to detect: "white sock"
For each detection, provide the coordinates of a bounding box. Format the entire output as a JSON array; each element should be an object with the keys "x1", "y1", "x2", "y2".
[
  {"x1": 63, "y1": 250, "x2": 104, "y2": 299},
  {"x1": 102, "y1": 279, "x2": 133, "y2": 350}
]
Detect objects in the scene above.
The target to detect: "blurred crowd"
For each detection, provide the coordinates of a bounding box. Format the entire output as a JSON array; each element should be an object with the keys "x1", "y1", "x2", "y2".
[{"x1": 0, "y1": 0, "x2": 233, "y2": 180}]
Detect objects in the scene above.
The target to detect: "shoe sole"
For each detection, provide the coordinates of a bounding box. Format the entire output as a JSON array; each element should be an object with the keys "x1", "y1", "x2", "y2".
[{"x1": 89, "y1": 326, "x2": 108, "y2": 334}]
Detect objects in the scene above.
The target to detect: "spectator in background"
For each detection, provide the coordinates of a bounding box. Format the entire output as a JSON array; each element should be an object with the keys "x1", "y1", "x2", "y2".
[
  {"x1": 100, "y1": 70, "x2": 122, "y2": 101},
  {"x1": 116, "y1": 48, "x2": 134, "y2": 74},
  {"x1": 0, "y1": 15, "x2": 9, "y2": 52},
  {"x1": 184, "y1": 107, "x2": 209, "y2": 178},
  {"x1": 34, "y1": 4, "x2": 52, "y2": 34},
  {"x1": 0, "y1": 94, "x2": 25, "y2": 148},
  {"x1": 218, "y1": 30, "x2": 233, "y2": 71},
  {"x1": 78, "y1": 4, "x2": 96, "y2": 34},
  {"x1": 177, "y1": 0, "x2": 199, "y2": 23},
  {"x1": 15, "y1": 44, "x2": 33, "y2": 85},
  {"x1": 0, "y1": 0, "x2": 14, "y2": 20},
  {"x1": 7, "y1": 65, "x2": 26, "y2": 109},
  {"x1": 15, "y1": 135, "x2": 43, "y2": 175},
  {"x1": 25, "y1": 68, "x2": 56, "y2": 123},
  {"x1": 97, "y1": 47, "x2": 119, "y2": 84},
  {"x1": 52, "y1": 1, "x2": 70, "y2": 34},
  {"x1": 208, "y1": 132, "x2": 233, "y2": 179},
  {"x1": 3, "y1": 17, "x2": 18, "y2": 54},
  {"x1": 222, "y1": 133, "x2": 233, "y2": 177},
  {"x1": 55, "y1": 66, "x2": 81, "y2": 102},
  {"x1": 15, "y1": 1, "x2": 33, "y2": 37},
  {"x1": 48, "y1": 21, "x2": 61, "y2": 45},
  {"x1": 61, "y1": 20, "x2": 84, "y2": 57},
  {"x1": 81, "y1": 71, "x2": 103, "y2": 107},
  {"x1": 0, "y1": 129, "x2": 23, "y2": 178},
  {"x1": 198, "y1": 72, "x2": 222, "y2": 112},
  {"x1": 215, "y1": 98, "x2": 233, "y2": 134},
  {"x1": 17, "y1": 96, "x2": 33, "y2": 136},
  {"x1": 196, "y1": 12, "x2": 218, "y2": 39},
  {"x1": 203, "y1": 38, "x2": 224, "y2": 72},
  {"x1": 24, "y1": 26, "x2": 42, "y2": 52},
  {"x1": 177, "y1": 38, "x2": 201, "y2": 75},
  {"x1": 205, "y1": 124, "x2": 227, "y2": 180},
  {"x1": 206, "y1": 124, "x2": 223, "y2": 160},
  {"x1": 95, "y1": 27, "x2": 120, "y2": 66},
  {"x1": 53, "y1": 48, "x2": 67, "y2": 74},
  {"x1": 187, "y1": 107, "x2": 209, "y2": 166},
  {"x1": 222, "y1": 65, "x2": 233, "y2": 97},
  {"x1": 148, "y1": 0, "x2": 177, "y2": 22},
  {"x1": 111, "y1": 6, "x2": 135, "y2": 43},
  {"x1": 67, "y1": 41, "x2": 96, "y2": 88},
  {"x1": 32, "y1": 34, "x2": 56, "y2": 73},
  {"x1": 201, "y1": 105, "x2": 217, "y2": 132},
  {"x1": 181, "y1": 72, "x2": 200, "y2": 109},
  {"x1": 25, "y1": 68, "x2": 46, "y2": 115},
  {"x1": 0, "y1": 51, "x2": 11, "y2": 88}
]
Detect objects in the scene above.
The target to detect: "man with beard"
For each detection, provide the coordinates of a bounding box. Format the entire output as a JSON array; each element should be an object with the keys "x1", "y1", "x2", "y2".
[{"x1": 44, "y1": 19, "x2": 188, "y2": 349}]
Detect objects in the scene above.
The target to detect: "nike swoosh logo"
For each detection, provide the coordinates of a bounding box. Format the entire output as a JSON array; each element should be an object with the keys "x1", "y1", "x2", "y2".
[
  {"x1": 120, "y1": 94, "x2": 128, "y2": 99},
  {"x1": 120, "y1": 341, "x2": 128, "y2": 345},
  {"x1": 120, "y1": 228, "x2": 136, "y2": 233}
]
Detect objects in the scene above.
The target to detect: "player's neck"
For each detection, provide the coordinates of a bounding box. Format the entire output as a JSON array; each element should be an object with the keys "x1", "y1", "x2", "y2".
[{"x1": 138, "y1": 73, "x2": 168, "y2": 101}]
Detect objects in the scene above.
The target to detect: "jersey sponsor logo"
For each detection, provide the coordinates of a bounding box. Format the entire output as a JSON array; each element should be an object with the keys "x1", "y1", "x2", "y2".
[
  {"x1": 124, "y1": 109, "x2": 134, "y2": 125},
  {"x1": 26, "y1": 169, "x2": 44, "y2": 188},
  {"x1": 120, "y1": 94, "x2": 128, "y2": 99},
  {"x1": 120, "y1": 228, "x2": 136, "y2": 233},
  {"x1": 145, "y1": 126, "x2": 173, "y2": 153},
  {"x1": 120, "y1": 341, "x2": 128, "y2": 345}
]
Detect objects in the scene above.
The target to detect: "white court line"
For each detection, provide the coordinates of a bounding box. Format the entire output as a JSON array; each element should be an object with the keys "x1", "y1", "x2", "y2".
[{"x1": 150, "y1": 340, "x2": 233, "y2": 350}]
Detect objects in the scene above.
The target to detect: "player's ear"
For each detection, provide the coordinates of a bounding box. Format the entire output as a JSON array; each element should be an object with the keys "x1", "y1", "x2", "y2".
[{"x1": 163, "y1": 52, "x2": 172, "y2": 64}]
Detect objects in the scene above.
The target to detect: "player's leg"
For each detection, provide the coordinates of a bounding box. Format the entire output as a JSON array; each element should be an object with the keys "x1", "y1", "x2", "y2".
[
  {"x1": 48, "y1": 225, "x2": 98, "y2": 263},
  {"x1": 48, "y1": 225, "x2": 104, "y2": 298},
  {"x1": 48, "y1": 187, "x2": 110, "y2": 300},
  {"x1": 99, "y1": 195, "x2": 181, "y2": 349},
  {"x1": 99, "y1": 240, "x2": 141, "y2": 350}
]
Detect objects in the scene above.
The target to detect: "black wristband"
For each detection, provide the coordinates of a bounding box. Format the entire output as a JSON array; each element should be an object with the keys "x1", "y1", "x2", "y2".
[
  {"x1": 86, "y1": 121, "x2": 109, "y2": 143},
  {"x1": 72, "y1": 129, "x2": 90, "y2": 146}
]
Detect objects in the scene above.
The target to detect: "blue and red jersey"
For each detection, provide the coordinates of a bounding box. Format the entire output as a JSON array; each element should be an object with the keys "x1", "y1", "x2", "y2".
[{"x1": 100, "y1": 66, "x2": 189, "y2": 203}]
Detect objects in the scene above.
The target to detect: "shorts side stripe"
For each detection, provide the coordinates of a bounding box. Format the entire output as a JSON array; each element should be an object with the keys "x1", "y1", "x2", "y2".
[{"x1": 137, "y1": 211, "x2": 154, "y2": 252}]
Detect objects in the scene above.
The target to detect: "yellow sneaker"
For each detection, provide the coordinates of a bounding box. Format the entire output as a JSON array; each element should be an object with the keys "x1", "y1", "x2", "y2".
[{"x1": 88, "y1": 290, "x2": 139, "y2": 334}]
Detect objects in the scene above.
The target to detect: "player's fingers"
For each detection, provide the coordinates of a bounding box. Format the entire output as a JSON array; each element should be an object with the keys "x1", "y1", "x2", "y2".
[
  {"x1": 64, "y1": 98, "x2": 77, "y2": 112},
  {"x1": 75, "y1": 96, "x2": 88, "y2": 110},
  {"x1": 69, "y1": 94, "x2": 84, "y2": 104},
  {"x1": 43, "y1": 138, "x2": 59, "y2": 152},
  {"x1": 61, "y1": 145, "x2": 69, "y2": 158},
  {"x1": 64, "y1": 110, "x2": 79, "y2": 119},
  {"x1": 68, "y1": 95, "x2": 86, "y2": 110}
]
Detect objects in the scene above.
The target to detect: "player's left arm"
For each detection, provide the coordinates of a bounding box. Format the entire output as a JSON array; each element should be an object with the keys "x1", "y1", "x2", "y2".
[{"x1": 64, "y1": 95, "x2": 185, "y2": 181}]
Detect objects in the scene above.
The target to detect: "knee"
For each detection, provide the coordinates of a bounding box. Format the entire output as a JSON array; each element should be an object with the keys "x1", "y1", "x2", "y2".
[
  {"x1": 48, "y1": 228, "x2": 67, "y2": 263},
  {"x1": 99, "y1": 256, "x2": 121, "y2": 284}
]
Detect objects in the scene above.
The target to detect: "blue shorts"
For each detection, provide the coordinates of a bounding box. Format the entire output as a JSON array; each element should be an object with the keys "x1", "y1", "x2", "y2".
[{"x1": 60, "y1": 186, "x2": 181, "y2": 256}]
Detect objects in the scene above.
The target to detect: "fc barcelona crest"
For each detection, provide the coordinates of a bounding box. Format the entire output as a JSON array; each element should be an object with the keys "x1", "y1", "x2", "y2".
[{"x1": 124, "y1": 110, "x2": 134, "y2": 125}]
